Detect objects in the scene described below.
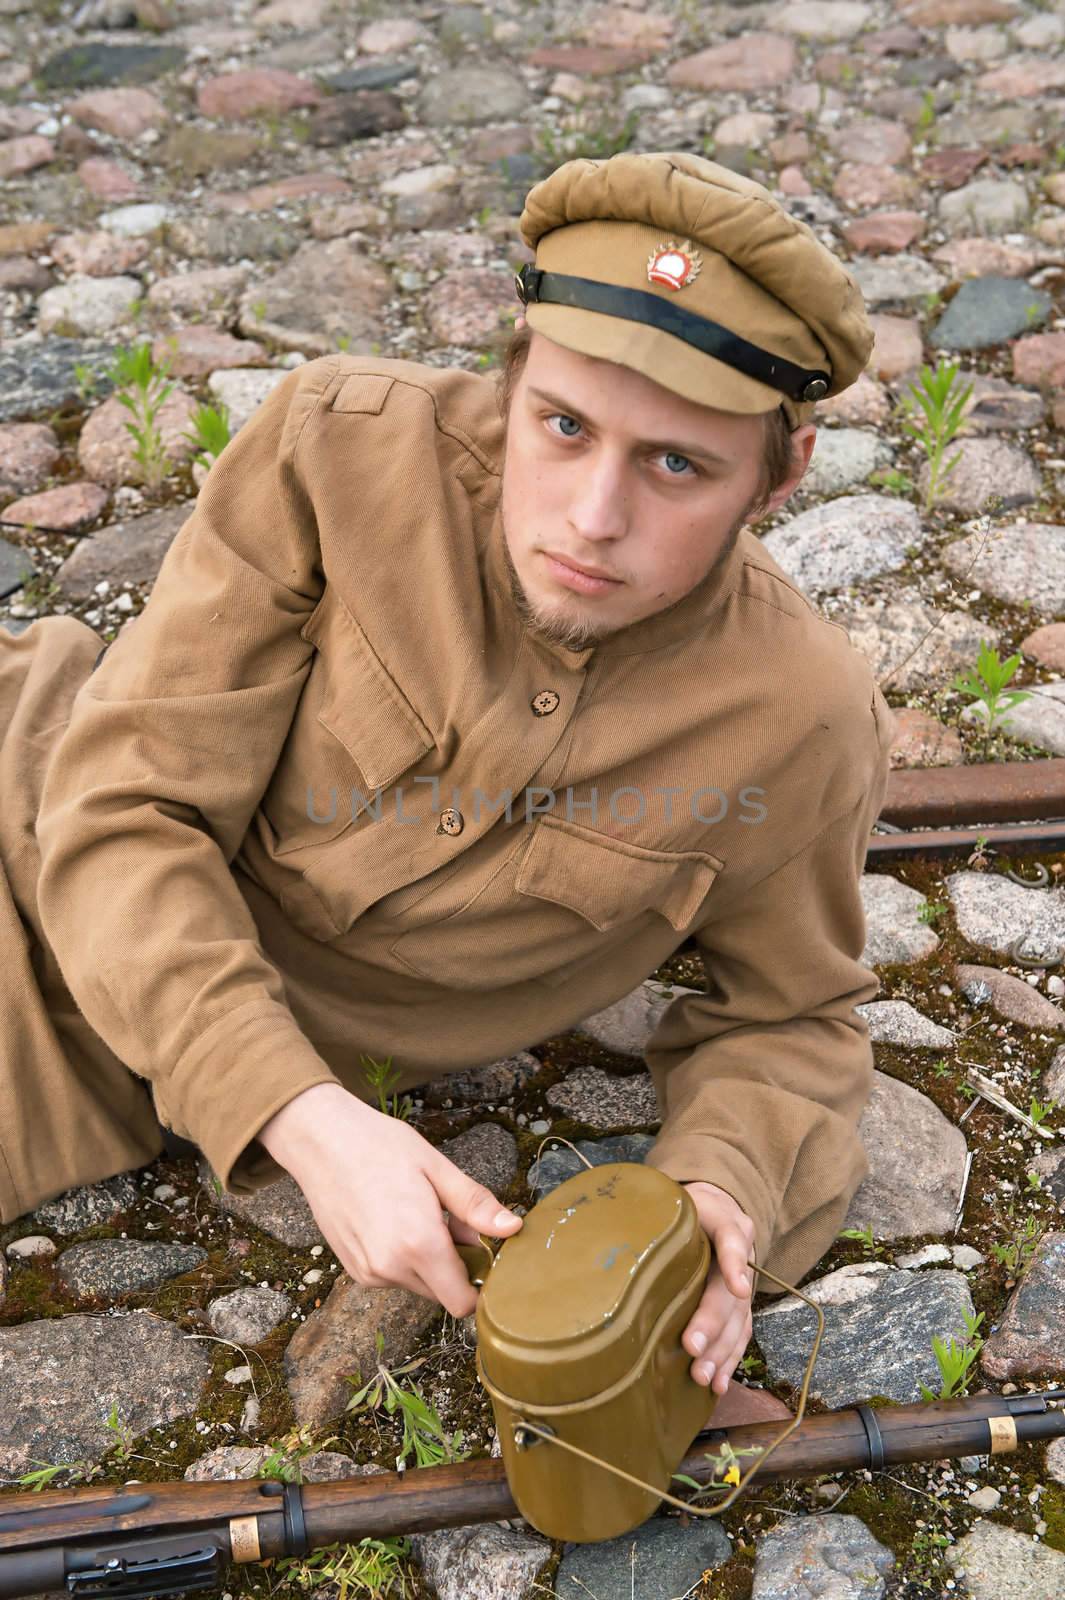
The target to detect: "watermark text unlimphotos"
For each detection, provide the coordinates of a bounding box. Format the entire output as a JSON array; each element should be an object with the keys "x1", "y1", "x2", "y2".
[{"x1": 304, "y1": 778, "x2": 768, "y2": 827}]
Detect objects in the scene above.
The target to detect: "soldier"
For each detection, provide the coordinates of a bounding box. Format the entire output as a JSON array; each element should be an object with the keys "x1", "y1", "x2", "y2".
[{"x1": 0, "y1": 153, "x2": 892, "y2": 1401}]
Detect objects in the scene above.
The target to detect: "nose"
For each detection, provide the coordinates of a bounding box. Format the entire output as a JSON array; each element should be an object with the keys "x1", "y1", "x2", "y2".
[{"x1": 567, "y1": 446, "x2": 630, "y2": 545}]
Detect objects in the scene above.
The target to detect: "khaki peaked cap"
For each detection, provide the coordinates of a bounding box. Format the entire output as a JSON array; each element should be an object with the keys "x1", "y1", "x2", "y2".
[{"x1": 518, "y1": 151, "x2": 874, "y2": 430}]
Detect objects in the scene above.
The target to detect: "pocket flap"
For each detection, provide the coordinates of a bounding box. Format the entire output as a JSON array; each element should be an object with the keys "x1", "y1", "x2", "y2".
[
  {"x1": 331, "y1": 374, "x2": 395, "y2": 414},
  {"x1": 515, "y1": 816, "x2": 720, "y2": 933},
  {"x1": 301, "y1": 588, "x2": 434, "y2": 791}
]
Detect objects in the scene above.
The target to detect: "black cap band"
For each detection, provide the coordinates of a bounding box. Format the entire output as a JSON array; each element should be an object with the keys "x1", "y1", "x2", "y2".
[{"x1": 515, "y1": 264, "x2": 830, "y2": 404}]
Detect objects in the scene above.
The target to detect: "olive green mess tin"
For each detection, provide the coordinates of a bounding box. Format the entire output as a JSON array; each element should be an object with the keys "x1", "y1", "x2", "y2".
[{"x1": 457, "y1": 1154, "x2": 822, "y2": 1544}]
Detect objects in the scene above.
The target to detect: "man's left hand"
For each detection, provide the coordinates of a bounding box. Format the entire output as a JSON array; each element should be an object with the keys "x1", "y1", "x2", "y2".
[{"x1": 680, "y1": 1182, "x2": 756, "y2": 1396}]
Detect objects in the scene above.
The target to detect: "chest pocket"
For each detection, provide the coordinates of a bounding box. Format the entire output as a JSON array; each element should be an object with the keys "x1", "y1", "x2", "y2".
[
  {"x1": 386, "y1": 813, "x2": 721, "y2": 992},
  {"x1": 259, "y1": 585, "x2": 435, "y2": 859}
]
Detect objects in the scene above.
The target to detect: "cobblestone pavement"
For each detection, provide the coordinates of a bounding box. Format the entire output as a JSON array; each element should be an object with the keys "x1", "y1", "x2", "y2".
[{"x1": 1, "y1": 1, "x2": 1064, "y2": 1596}]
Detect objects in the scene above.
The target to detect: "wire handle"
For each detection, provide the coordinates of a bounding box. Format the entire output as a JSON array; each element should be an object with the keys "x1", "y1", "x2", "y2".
[{"x1": 497, "y1": 1259, "x2": 825, "y2": 1518}]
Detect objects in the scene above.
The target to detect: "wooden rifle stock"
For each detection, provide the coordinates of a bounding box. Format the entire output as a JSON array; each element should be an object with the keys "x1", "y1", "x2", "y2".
[{"x1": 0, "y1": 1392, "x2": 1062, "y2": 1599}]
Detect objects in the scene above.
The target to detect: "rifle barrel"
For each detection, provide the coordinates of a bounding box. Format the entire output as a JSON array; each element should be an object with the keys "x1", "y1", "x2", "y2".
[{"x1": 0, "y1": 1395, "x2": 1061, "y2": 1598}]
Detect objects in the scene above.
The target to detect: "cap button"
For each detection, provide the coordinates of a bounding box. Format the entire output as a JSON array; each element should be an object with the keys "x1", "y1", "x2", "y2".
[{"x1": 802, "y1": 377, "x2": 829, "y2": 402}]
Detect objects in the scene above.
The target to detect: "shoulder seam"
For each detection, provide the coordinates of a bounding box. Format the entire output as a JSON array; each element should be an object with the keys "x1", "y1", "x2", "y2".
[{"x1": 383, "y1": 372, "x2": 502, "y2": 477}]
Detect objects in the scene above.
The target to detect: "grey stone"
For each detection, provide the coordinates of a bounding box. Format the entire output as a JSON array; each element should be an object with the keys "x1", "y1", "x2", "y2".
[
  {"x1": 32, "y1": 1174, "x2": 138, "y2": 1233},
  {"x1": 860, "y1": 874, "x2": 940, "y2": 966},
  {"x1": 760, "y1": 494, "x2": 925, "y2": 599},
  {"x1": 0, "y1": 1313, "x2": 209, "y2": 1474},
  {"x1": 754, "y1": 1263, "x2": 975, "y2": 1406},
  {"x1": 440, "y1": 5, "x2": 493, "y2": 47},
  {"x1": 0, "y1": 540, "x2": 35, "y2": 600},
  {"x1": 933, "y1": 103, "x2": 1043, "y2": 148},
  {"x1": 576, "y1": 978, "x2": 702, "y2": 1057},
  {"x1": 960, "y1": 374, "x2": 1046, "y2": 433},
  {"x1": 840, "y1": 593, "x2": 990, "y2": 694},
  {"x1": 897, "y1": 54, "x2": 963, "y2": 87},
  {"x1": 38, "y1": 275, "x2": 142, "y2": 339},
  {"x1": 939, "y1": 179, "x2": 1030, "y2": 237},
  {"x1": 418, "y1": 66, "x2": 529, "y2": 127},
  {"x1": 963, "y1": 681, "x2": 1065, "y2": 758},
  {"x1": 844, "y1": 1071, "x2": 967, "y2": 1241},
  {"x1": 941, "y1": 521, "x2": 1065, "y2": 617},
  {"x1": 99, "y1": 203, "x2": 170, "y2": 239},
  {"x1": 800, "y1": 428, "x2": 894, "y2": 497},
  {"x1": 238, "y1": 239, "x2": 392, "y2": 356},
  {"x1": 545, "y1": 1065, "x2": 659, "y2": 1132},
  {"x1": 207, "y1": 1286, "x2": 292, "y2": 1345},
  {"x1": 947, "y1": 1517, "x2": 1065, "y2": 1599},
  {"x1": 981, "y1": 1233, "x2": 1065, "y2": 1378},
  {"x1": 420, "y1": 1051, "x2": 542, "y2": 1108},
  {"x1": 766, "y1": 1, "x2": 873, "y2": 40},
  {"x1": 54, "y1": 504, "x2": 191, "y2": 602},
  {"x1": 39, "y1": 43, "x2": 186, "y2": 89},
  {"x1": 0, "y1": 338, "x2": 117, "y2": 424},
  {"x1": 409, "y1": 1523, "x2": 552, "y2": 1600},
  {"x1": 556, "y1": 1515, "x2": 731, "y2": 1598},
  {"x1": 855, "y1": 1000, "x2": 955, "y2": 1048},
  {"x1": 185, "y1": 1445, "x2": 381, "y2": 1481},
  {"x1": 284, "y1": 1273, "x2": 441, "y2": 1426},
  {"x1": 1045, "y1": 1044, "x2": 1065, "y2": 1104},
  {"x1": 752, "y1": 1514, "x2": 894, "y2": 1600},
  {"x1": 945, "y1": 871, "x2": 1065, "y2": 959},
  {"x1": 166, "y1": 214, "x2": 302, "y2": 263},
  {"x1": 206, "y1": 367, "x2": 288, "y2": 433},
  {"x1": 848, "y1": 254, "x2": 947, "y2": 308},
  {"x1": 57, "y1": 1240, "x2": 206, "y2": 1299},
  {"x1": 437, "y1": 1122, "x2": 518, "y2": 1198},
  {"x1": 204, "y1": 1166, "x2": 324, "y2": 1249},
  {"x1": 320, "y1": 60, "x2": 419, "y2": 92},
  {"x1": 918, "y1": 436, "x2": 1042, "y2": 514},
  {"x1": 895, "y1": 1244, "x2": 951, "y2": 1269},
  {"x1": 307, "y1": 91, "x2": 406, "y2": 146},
  {"x1": 528, "y1": 1133, "x2": 655, "y2": 1195},
  {"x1": 931, "y1": 277, "x2": 1053, "y2": 351},
  {"x1": 1031, "y1": 1145, "x2": 1065, "y2": 1207}
]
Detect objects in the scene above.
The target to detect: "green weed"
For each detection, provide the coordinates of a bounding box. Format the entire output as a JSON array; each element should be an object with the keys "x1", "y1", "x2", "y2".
[
  {"x1": 359, "y1": 1054, "x2": 413, "y2": 1121},
  {"x1": 345, "y1": 1331, "x2": 469, "y2": 1470},
  {"x1": 919, "y1": 1309, "x2": 985, "y2": 1401},
  {"x1": 951, "y1": 641, "x2": 1031, "y2": 749},
  {"x1": 183, "y1": 401, "x2": 231, "y2": 474},
  {"x1": 107, "y1": 340, "x2": 176, "y2": 490},
  {"x1": 896, "y1": 358, "x2": 973, "y2": 510}
]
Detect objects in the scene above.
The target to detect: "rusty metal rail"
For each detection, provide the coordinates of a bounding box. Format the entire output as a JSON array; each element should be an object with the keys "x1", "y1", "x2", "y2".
[{"x1": 868, "y1": 758, "x2": 1065, "y2": 864}]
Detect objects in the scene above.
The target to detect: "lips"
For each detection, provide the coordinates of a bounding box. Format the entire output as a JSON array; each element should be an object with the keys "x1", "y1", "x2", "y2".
[{"x1": 544, "y1": 551, "x2": 620, "y2": 582}]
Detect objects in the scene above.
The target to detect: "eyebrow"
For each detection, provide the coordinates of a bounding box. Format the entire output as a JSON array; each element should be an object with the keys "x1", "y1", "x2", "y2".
[{"x1": 526, "y1": 385, "x2": 735, "y2": 468}]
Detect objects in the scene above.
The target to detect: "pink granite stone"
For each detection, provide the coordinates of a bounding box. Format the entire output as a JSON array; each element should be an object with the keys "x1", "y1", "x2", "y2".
[
  {"x1": 777, "y1": 165, "x2": 812, "y2": 196},
  {"x1": 868, "y1": 314, "x2": 923, "y2": 380},
  {"x1": 1012, "y1": 333, "x2": 1065, "y2": 389},
  {"x1": 931, "y1": 237, "x2": 1038, "y2": 278},
  {"x1": 843, "y1": 210, "x2": 926, "y2": 253},
  {"x1": 902, "y1": 0, "x2": 1016, "y2": 23},
  {"x1": 833, "y1": 163, "x2": 917, "y2": 208},
  {"x1": 921, "y1": 148, "x2": 988, "y2": 189},
  {"x1": 67, "y1": 88, "x2": 167, "y2": 140},
  {"x1": 77, "y1": 391, "x2": 198, "y2": 487},
  {"x1": 0, "y1": 135, "x2": 54, "y2": 179},
  {"x1": 77, "y1": 158, "x2": 142, "y2": 202},
  {"x1": 889, "y1": 708, "x2": 964, "y2": 768},
  {"x1": 1, "y1": 482, "x2": 108, "y2": 533},
  {"x1": 197, "y1": 68, "x2": 322, "y2": 121},
  {"x1": 666, "y1": 33, "x2": 797, "y2": 92},
  {"x1": 0, "y1": 423, "x2": 60, "y2": 497},
  {"x1": 816, "y1": 371, "x2": 892, "y2": 426},
  {"x1": 151, "y1": 326, "x2": 268, "y2": 380},
  {"x1": 207, "y1": 172, "x2": 351, "y2": 213},
  {"x1": 976, "y1": 59, "x2": 1065, "y2": 98},
  {"x1": 528, "y1": 46, "x2": 653, "y2": 74},
  {"x1": 830, "y1": 117, "x2": 912, "y2": 167},
  {"x1": 1021, "y1": 624, "x2": 1065, "y2": 673},
  {"x1": 51, "y1": 231, "x2": 149, "y2": 277}
]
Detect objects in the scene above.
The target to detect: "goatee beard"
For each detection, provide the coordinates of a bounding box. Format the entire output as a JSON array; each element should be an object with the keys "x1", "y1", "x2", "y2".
[{"x1": 499, "y1": 508, "x2": 749, "y2": 653}]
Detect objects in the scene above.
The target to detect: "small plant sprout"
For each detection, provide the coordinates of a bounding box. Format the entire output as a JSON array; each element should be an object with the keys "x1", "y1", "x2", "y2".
[
  {"x1": 839, "y1": 1222, "x2": 875, "y2": 1251},
  {"x1": 108, "y1": 341, "x2": 177, "y2": 491},
  {"x1": 1028, "y1": 1097, "x2": 1057, "y2": 1128},
  {"x1": 359, "y1": 1053, "x2": 413, "y2": 1121},
  {"x1": 952, "y1": 641, "x2": 1031, "y2": 751},
  {"x1": 1024, "y1": 1168, "x2": 1043, "y2": 1193},
  {"x1": 897, "y1": 358, "x2": 973, "y2": 511},
  {"x1": 257, "y1": 1425, "x2": 338, "y2": 1483},
  {"x1": 932, "y1": 1058, "x2": 952, "y2": 1079},
  {"x1": 345, "y1": 1331, "x2": 469, "y2": 1470},
  {"x1": 990, "y1": 1212, "x2": 1044, "y2": 1277},
  {"x1": 182, "y1": 401, "x2": 231, "y2": 474},
  {"x1": 273, "y1": 1537, "x2": 414, "y2": 1599},
  {"x1": 916, "y1": 899, "x2": 947, "y2": 925},
  {"x1": 919, "y1": 1309, "x2": 985, "y2": 1401}
]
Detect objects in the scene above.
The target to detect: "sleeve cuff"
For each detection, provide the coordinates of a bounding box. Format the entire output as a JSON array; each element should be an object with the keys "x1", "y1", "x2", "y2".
[
  {"x1": 164, "y1": 998, "x2": 340, "y2": 1194},
  {"x1": 642, "y1": 1133, "x2": 776, "y2": 1281}
]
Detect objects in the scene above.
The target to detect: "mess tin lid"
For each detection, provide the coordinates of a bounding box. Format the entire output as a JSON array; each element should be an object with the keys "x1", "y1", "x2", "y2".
[{"x1": 477, "y1": 1163, "x2": 708, "y2": 1406}]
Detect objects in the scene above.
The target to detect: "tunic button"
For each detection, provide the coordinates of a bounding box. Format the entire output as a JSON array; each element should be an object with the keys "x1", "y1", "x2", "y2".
[
  {"x1": 531, "y1": 689, "x2": 560, "y2": 717},
  {"x1": 437, "y1": 808, "x2": 464, "y2": 837}
]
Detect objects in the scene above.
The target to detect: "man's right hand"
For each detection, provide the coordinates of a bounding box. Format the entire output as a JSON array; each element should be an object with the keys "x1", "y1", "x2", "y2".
[{"x1": 257, "y1": 1082, "x2": 523, "y2": 1318}]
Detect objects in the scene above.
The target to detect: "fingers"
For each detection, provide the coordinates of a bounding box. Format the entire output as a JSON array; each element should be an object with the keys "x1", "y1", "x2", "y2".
[
  {"x1": 711, "y1": 1221, "x2": 755, "y2": 1302},
  {"x1": 430, "y1": 1156, "x2": 524, "y2": 1240}
]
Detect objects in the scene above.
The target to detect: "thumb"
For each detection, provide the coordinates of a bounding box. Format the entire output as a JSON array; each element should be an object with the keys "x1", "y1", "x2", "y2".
[{"x1": 430, "y1": 1156, "x2": 523, "y2": 1239}]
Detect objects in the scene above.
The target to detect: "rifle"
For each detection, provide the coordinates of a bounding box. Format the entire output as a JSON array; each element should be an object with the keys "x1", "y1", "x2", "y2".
[{"x1": 1, "y1": 1390, "x2": 1062, "y2": 1599}]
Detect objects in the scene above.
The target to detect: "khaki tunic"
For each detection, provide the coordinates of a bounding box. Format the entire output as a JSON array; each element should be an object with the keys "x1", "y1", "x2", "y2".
[{"x1": 0, "y1": 354, "x2": 893, "y2": 1283}]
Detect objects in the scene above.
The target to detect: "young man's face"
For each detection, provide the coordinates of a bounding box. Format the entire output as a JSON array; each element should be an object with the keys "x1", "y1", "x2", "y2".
[{"x1": 500, "y1": 331, "x2": 816, "y2": 650}]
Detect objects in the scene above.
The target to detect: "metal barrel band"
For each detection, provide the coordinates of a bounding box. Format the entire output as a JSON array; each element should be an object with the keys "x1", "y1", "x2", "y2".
[
  {"x1": 855, "y1": 1404, "x2": 886, "y2": 1472},
  {"x1": 503, "y1": 1259, "x2": 825, "y2": 1519}
]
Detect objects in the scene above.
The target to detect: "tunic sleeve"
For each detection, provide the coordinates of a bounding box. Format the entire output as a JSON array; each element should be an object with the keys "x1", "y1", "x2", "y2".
[
  {"x1": 35, "y1": 358, "x2": 344, "y2": 1194},
  {"x1": 641, "y1": 700, "x2": 893, "y2": 1289}
]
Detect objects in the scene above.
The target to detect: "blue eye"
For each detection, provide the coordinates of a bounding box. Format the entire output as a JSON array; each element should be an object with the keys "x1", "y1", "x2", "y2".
[
  {"x1": 551, "y1": 415, "x2": 581, "y2": 437},
  {"x1": 664, "y1": 452, "x2": 693, "y2": 475}
]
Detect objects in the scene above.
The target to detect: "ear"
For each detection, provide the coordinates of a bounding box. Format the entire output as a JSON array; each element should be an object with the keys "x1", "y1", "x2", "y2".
[{"x1": 755, "y1": 423, "x2": 817, "y2": 521}]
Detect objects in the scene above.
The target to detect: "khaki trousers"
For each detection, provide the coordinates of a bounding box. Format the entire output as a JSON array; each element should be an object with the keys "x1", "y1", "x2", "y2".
[{"x1": 0, "y1": 617, "x2": 164, "y2": 1224}]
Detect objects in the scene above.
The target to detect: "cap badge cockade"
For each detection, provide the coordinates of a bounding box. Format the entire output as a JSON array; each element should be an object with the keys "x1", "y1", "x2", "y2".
[{"x1": 646, "y1": 239, "x2": 702, "y2": 291}]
